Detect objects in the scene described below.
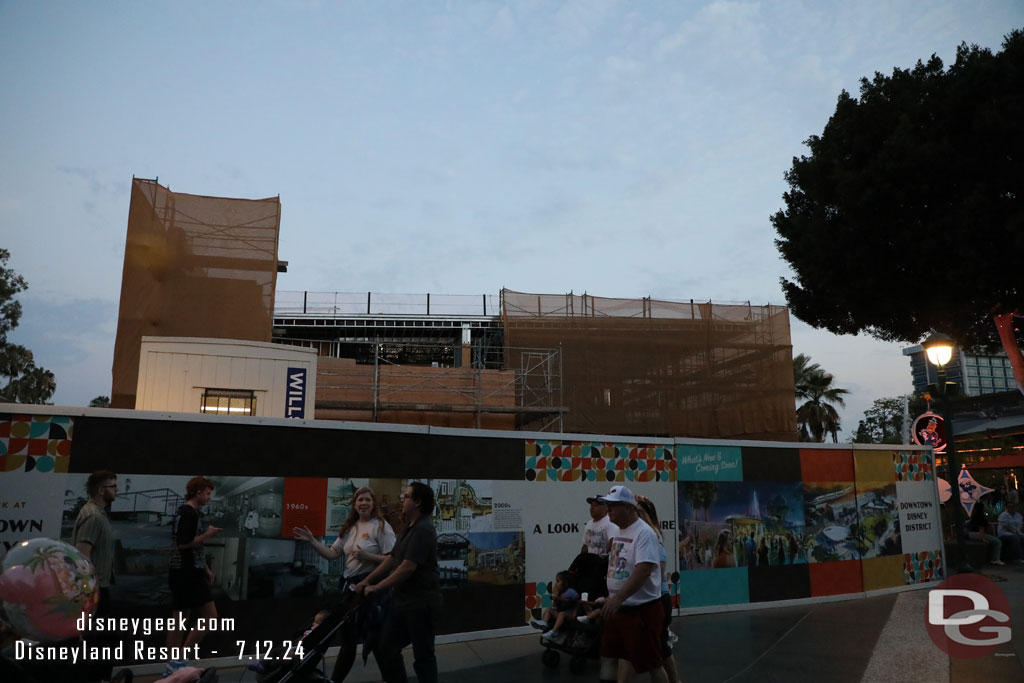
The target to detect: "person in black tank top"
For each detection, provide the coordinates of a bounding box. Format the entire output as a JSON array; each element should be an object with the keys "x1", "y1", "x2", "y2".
[{"x1": 163, "y1": 476, "x2": 222, "y2": 677}]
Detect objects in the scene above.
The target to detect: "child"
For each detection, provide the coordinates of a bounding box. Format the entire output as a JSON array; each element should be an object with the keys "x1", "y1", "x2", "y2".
[
  {"x1": 531, "y1": 571, "x2": 579, "y2": 645},
  {"x1": 249, "y1": 608, "x2": 330, "y2": 678},
  {"x1": 302, "y1": 609, "x2": 330, "y2": 639}
]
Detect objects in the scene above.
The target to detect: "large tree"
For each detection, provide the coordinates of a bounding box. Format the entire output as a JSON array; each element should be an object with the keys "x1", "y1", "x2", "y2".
[
  {"x1": 851, "y1": 395, "x2": 928, "y2": 444},
  {"x1": 773, "y1": 31, "x2": 1024, "y2": 387},
  {"x1": 0, "y1": 249, "x2": 55, "y2": 403}
]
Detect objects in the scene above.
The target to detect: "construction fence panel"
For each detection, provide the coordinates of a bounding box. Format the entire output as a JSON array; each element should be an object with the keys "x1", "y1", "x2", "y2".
[{"x1": 1, "y1": 409, "x2": 942, "y2": 671}]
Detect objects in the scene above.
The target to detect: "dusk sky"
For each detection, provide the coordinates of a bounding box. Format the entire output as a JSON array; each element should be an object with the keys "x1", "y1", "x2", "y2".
[{"x1": 2, "y1": 2, "x2": 1021, "y2": 437}]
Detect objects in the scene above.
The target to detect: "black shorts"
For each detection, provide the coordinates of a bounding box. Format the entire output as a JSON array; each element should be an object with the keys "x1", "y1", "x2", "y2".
[{"x1": 169, "y1": 568, "x2": 212, "y2": 610}]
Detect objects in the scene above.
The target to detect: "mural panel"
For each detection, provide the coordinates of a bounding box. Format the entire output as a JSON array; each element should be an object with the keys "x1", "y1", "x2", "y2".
[
  {"x1": 0, "y1": 412, "x2": 946, "y2": 666},
  {"x1": 677, "y1": 445, "x2": 944, "y2": 609}
]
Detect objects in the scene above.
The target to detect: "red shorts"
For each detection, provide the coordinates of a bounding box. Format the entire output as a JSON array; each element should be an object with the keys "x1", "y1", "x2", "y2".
[{"x1": 600, "y1": 597, "x2": 664, "y2": 673}]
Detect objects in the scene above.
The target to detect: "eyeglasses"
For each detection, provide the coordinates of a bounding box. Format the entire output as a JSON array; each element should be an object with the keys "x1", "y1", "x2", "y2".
[{"x1": 103, "y1": 484, "x2": 119, "y2": 489}]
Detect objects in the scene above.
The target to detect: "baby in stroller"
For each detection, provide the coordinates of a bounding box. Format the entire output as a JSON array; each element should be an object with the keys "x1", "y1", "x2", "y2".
[
  {"x1": 249, "y1": 609, "x2": 328, "y2": 679},
  {"x1": 530, "y1": 571, "x2": 579, "y2": 644},
  {"x1": 253, "y1": 591, "x2": 362, "y2": 683},
  {"x1": 534, "y1": 551, "x2": 610, "y2": 674}
]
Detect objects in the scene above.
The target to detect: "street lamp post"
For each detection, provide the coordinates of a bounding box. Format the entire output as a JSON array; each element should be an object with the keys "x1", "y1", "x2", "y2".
[{"x1": 922, "y1": 332, "x2": 972, "y2": 573}]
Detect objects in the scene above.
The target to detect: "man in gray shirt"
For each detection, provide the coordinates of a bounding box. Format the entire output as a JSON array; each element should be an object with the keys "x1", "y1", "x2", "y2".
[
  {"x1": 359, "y1": 481, "x2": 441, "y2": 683},
  {"x1": 72, "y1": 469, "x2": 118, "y2": 682}
]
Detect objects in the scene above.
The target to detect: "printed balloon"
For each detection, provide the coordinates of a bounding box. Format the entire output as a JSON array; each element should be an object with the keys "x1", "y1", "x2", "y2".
[{"x1": 0, "y1": 538, "x2": 98, "y2": 641}]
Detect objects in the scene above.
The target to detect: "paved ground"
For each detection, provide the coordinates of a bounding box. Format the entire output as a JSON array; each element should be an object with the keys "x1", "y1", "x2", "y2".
[{"x1": 130, "y1": 562, "x2": 1024, "y2": 682}]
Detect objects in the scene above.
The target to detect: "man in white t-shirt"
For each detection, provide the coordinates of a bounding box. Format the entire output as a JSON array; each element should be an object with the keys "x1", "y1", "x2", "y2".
[
  {"x1": 582, "y1": 494, "x2": 619, "y2": 555},
  {"x1": 597, "y1": 485, "x2": 667, "y2": 683}
]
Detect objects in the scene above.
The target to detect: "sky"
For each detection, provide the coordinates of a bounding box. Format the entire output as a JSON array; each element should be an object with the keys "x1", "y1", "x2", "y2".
[{"x1": 2, "y1": 1, "x2": 1021, "y2": 439}]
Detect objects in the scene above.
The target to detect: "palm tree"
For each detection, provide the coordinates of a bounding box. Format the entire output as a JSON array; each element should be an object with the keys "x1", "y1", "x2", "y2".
[
  {"x1": 793, "y1": 353, "x2": 849, "y2": 442},
  {"x1": 681, "y1": 481, "x2": 719, "y2": 521},
  {"x1": 793, "y1": 354, "x2": 821, "y2": 391}
]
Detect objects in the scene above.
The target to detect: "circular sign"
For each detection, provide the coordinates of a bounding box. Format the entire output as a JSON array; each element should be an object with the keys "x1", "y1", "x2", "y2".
[
  {"x1": 924, "y1": 573, "x2": 1012, "y2": 659},
  {"x1": 912, "y1": 411, "x2": 946, "y2": 453}
]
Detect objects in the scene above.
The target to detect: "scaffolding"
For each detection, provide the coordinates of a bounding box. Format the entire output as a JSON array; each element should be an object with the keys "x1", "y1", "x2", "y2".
[
  {"x1": 501, "y1": 289, "x2": 796, "y2": 440},
  {"x1": 273, "y1": 291, "x2": 564, "y2": 430},
  {"x1": 279, "y1": 338, "x2": 565, "y2": 431}
]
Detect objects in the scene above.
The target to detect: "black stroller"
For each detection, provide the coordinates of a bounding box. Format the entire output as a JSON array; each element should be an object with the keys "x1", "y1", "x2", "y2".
[
  {"x1": 538, "y1": 552, "x2": 608, "y2": 675},
  {"x1": 255, "y1": 591, "x2": 363, "y2": 683}
]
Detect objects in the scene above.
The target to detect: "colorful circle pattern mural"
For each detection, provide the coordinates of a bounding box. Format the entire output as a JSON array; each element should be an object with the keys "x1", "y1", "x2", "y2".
[
  {"x1": 0, "y1": 414, "x2": 74, "y2": 473},
  {"x1": 904, "y1": 550, "x2": 943, "y2": 584},
  {"x1": 524, "y1": 440, "x2": 676, "y2": 483},
  {"x1": 893, "y1": 450, "x2": 933, "y2": 482}
]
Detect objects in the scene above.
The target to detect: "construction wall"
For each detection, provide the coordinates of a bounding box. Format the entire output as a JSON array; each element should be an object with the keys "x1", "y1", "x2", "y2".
[
  {"x1": 0, "y1": 406, "x2": 942, "y2": 670},
  {"x1": 502, "y1": 290, "x2": 797, "y2": 441},
  {"x1": 674, "y1": 441, "x2": 942, "y2": 610},
  {"x1": 111, "y1": 179, "x2": 281, "y2": 408}
]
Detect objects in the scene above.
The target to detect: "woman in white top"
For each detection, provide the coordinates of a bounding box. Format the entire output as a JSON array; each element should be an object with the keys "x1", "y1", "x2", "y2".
[{"x1": 294, "y1": 486, "x2": 396, "y2": 682}]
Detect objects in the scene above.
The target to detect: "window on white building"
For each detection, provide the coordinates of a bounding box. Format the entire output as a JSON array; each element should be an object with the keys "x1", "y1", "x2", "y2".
[{"x1": 201, "y1": 388, "x2": 257, "y2": 416}]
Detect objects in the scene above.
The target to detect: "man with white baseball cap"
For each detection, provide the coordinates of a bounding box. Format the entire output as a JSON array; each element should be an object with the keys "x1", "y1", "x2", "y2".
[{"x1": 596, "y1": 485, "x2": 667, "y2": 683}]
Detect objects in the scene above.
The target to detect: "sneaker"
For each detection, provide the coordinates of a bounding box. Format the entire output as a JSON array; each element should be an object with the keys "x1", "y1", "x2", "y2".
[
  {"x1": 1014, "y1": 559, "x2": 1024, "y2": 564},
  {"x1": 163, "y1": 660, "x2": 189, "y2": 678},
  {"x1": 991, "y1": 559, "x2": 1005, "y2": 566},
  {"x1": 542, "y1": 630, "x2": 567, "y2": 645},
  {"x1": 530, "y1": 618, "x2": 548, "y2": 630},
  {"x1": 576, "y1": 615, "x2": 589, "y2": 624}
]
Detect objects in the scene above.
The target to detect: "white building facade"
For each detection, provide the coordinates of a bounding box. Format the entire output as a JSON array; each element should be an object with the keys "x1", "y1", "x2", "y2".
[{"x1": 135, "y1": 336, "x2": 317, "y2": 419}]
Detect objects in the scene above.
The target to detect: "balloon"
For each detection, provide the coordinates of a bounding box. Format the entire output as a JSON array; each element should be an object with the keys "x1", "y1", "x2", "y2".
[{"x1": 0, "y1": 538, "x2": 98, "y2": 642}]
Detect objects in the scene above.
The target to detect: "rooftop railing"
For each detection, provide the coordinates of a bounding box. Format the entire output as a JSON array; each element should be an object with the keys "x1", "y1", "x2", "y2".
[{"x1": 275, "y1": 291, "x2": 501, "y2": 317}]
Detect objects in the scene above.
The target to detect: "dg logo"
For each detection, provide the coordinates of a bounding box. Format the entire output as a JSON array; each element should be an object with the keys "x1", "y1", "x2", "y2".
[{"x1": 925, "y1": 573, "x2": 1012, "y2": 658}]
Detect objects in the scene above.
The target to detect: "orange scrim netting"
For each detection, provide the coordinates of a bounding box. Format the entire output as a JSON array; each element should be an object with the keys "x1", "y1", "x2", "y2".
[
  {"x1": 501, "y1": 290, "x2": 797, "y2": 441},
  {"x1": 111, "y1": 178, "x2": 281, "y2": 408}
]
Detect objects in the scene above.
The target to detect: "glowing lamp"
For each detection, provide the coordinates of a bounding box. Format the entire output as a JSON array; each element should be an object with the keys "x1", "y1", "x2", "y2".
[{"x1": 922, "y1": 332, "x2": 954, "y2": 367}]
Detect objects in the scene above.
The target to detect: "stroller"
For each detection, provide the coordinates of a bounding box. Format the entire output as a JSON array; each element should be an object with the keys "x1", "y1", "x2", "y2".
[
  {"x1": 538, "y1": 552, "x2": 608, "y2": 675},
  {"x1": 255, "y1": 591, "x2": 363, "y2": 683}
]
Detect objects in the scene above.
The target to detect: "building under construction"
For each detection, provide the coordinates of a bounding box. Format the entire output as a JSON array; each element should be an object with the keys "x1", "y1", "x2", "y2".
[
  {"x1": 271, "y1": 291, "x2": 561, "y2": 431},
  {"x1": 111, "y1": 178, "x2": 797, "y2": 440},
  {"x1": 272, "y1": 290, "x2": 797, "y2": 440}
]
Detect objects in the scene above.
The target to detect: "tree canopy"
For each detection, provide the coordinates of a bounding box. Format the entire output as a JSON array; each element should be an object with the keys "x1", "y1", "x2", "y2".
[
  {"x1": 772, "y1": 31, "x2": 1024, "y2": 383},
  {"x1": 0, "y1": 249, "x2": 55, "y2": 403},
  {"x1": 851, "y1": 395, "x2": 928, "y2": 444}
]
